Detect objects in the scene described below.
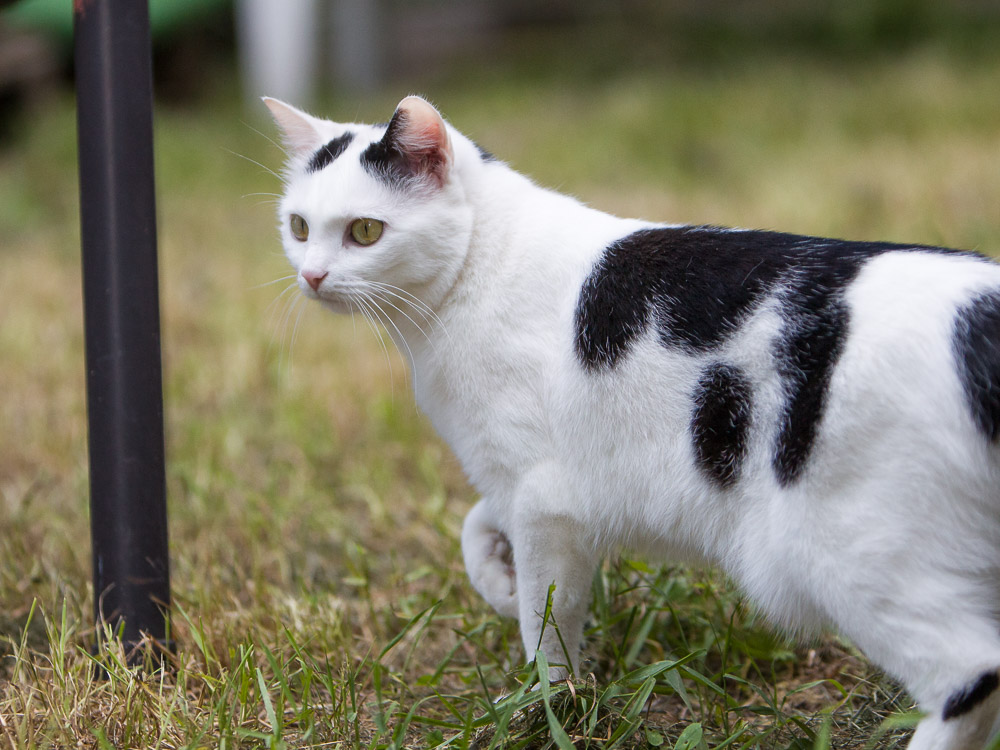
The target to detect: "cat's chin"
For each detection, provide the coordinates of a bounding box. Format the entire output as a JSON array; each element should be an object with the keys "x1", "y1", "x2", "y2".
[{"x1": 316, "y1": 296, "x2": 354, "y2": 315}]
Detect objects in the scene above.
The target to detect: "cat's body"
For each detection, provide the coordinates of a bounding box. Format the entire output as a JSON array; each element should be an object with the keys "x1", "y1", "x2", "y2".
[{"x1": 266, "y1": 95, "x2": 1000, "y2": 749}]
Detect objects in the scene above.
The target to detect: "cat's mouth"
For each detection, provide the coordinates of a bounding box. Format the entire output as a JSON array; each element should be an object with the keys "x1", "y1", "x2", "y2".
[{"x1": 304, "y1": 281, "x2": 364, "y2": 316}]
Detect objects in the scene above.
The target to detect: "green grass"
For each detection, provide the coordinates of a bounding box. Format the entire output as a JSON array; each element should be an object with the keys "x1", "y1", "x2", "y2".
[{"x1": 2, "y1": 30, "x2": 999, "y2": 748}]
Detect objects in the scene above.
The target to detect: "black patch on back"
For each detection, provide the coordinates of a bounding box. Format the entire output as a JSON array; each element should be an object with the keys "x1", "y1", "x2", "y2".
[
  {"x1": 772, "y1": 272, "x2": 853, "y2": 485},
  {"x1": 943, "y1": 671, "x2": 999, "y2": 720},
  {"x1": 954, "y1": 291, "x2": 1000, "y2": 442},
  {"x1": 307, "y1": 132, "x2": 355, "y2": 173},
  {"x1": 692, "y1": 363, "x2": 753, "y2": 487},
  {"x1": 574, "y1": 226, "x2": 979, "y2": 485},
  {"x1": 473, "y1": 141, "x2": 496, "y2": 162}
]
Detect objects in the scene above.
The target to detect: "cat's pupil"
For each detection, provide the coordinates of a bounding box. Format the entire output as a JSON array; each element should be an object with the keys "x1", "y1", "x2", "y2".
[{"x1": 351, "y1": 218, "x2": 383, "y2": 246}]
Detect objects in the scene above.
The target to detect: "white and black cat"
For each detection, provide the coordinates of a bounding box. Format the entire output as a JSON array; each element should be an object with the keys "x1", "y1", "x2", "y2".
[{"x1": 265, "y1": 95, "x2": 1000, "y2": 749}]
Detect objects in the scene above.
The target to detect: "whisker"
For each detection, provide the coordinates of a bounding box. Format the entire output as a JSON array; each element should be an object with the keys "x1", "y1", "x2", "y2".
[
  {"x1": 365, "y1": 293, "x2": 417, "y2": 384},
  {"x1": 367, "y1": 281, "x2": 452, "y2": 345},
  {"x1": 224, "y1": 147, "x2": 287, "y2": 186},
  {"x1": 367, "y1": 287, "x2": 427, "y2": 331},
  {"x1": 241, "y1": 120, "x2": 288, "y2": 156},
  {"x1": 367, "y1": 281, "x2": 440, "y2": 323},
  {"x1": 288, "y1": 294, "x2": 309, "y2": 362},
  {"x1": 252, "y1": 274, "x2": 298, "y2": 291},
  {"x1": 264, "y1": 282, "x2": 300, "y2": 328},
  {"x1": 276, "y1": 291, "x2": 308, "y2": 381},
  {"x1": 351, "y1": 294, "x2": 395, "y2": 396},
  {"x1": 368, "y1": 288, "x2": 440, "y2": 361}
]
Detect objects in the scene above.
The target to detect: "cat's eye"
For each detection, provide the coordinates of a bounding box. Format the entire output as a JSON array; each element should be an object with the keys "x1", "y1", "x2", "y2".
[
  {"x1": 289, "y1": 214, "x2": 309, "y2": 242},
  {"x1": 350, "y1": 218, "x2": 384, "y2": 246}
]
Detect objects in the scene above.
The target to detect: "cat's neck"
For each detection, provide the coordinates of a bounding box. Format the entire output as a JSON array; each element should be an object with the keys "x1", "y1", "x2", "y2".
[{"x1": 384, "y1": 150, "x2": 646, "y2": 369}]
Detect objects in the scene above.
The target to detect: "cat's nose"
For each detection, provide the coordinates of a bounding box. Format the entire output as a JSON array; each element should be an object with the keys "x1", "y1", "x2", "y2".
[{"x1": 302, "y1": 269, "x2": 328, "y2": 291}]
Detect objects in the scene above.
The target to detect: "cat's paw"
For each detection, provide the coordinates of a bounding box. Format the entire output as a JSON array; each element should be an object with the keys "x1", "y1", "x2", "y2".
[{"x1": 462, "y1": 502, "x2": 519, "y2": 619}]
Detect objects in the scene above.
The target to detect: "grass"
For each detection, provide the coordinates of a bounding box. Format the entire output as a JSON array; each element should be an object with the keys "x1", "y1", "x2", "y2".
[{"x1": 2, "y1": 24, "x2": 999, "y2": 748}]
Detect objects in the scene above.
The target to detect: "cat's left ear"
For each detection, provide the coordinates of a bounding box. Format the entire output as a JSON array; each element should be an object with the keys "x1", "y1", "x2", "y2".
[
  {"x1": 263, "y1": 97, "x2": 326, "y2": 158},
  {"x1": 376, "y1": 95, "x2": 453, "y2": 185}
]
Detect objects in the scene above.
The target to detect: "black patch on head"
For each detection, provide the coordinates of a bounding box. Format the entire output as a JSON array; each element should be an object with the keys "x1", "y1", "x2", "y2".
[
  {"x1": 360, "y1": 108, "x2": 414, "y2": 186},
  {"x1": 574, "y1": 226, "x2": 982, "y2": 485},
  {"x1": 943, "y1": 671, "x2": 999, "y2": 720},
  {"x1": 307, "y1": 132, "x2": 355, "y2": 173},
  {"x1": 692, "y1": 363, "x2": 753, "y2": 488},
  {"x1": 954, "y1": 290, "x2": 1000, "y2": 441}
]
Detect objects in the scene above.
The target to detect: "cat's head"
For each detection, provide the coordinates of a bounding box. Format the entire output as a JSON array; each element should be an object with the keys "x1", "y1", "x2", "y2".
[{"x1": 265, "y1": 95, "x2": 476, "y2": 317}]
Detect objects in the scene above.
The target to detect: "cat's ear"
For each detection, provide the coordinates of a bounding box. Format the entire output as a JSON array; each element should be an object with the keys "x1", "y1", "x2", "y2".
[
  {"x1": 262, "y1": 97, "x2": 326, "y2": 157},
  {"x1": 374, "y1": 95, "x2": 453, "y2": 185}
]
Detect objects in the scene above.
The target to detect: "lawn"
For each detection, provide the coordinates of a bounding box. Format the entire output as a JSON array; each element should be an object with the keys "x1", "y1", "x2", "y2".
[{"x1": 2, "y1": 19, "x2": 1000, "y2": 749}]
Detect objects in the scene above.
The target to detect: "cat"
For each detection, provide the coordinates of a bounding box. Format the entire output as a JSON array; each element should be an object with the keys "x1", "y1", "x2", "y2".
[{"x1": 265, "y1": 94, "x2": 1000, "y2": 749}]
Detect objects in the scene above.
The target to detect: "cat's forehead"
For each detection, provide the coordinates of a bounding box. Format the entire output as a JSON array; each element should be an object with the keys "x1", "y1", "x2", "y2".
[{"x1": 299, "y1": 121, "x2": 385, "y2": 175}]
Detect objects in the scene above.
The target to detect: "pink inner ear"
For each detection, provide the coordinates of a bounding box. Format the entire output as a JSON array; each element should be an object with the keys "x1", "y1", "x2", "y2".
[
  {"x1": 393, "y1": 97, "x2": 453, "y2": 182},
  {"x1": 263, "y1": 97, "x2": 324, "y2": 157}
]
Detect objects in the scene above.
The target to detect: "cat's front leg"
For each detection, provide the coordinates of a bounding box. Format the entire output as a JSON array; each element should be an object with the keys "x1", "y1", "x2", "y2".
[
  {"x1": 462, "y1": 499, "x2": 519, "y2": 619},
  {"x1": 510, "y1": 467, "x2": 596, "y2": 680}
]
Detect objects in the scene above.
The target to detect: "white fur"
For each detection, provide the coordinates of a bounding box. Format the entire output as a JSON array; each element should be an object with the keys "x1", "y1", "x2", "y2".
[{"x1": 268, "y1": 96, "x2": 1000, "y2": 747}]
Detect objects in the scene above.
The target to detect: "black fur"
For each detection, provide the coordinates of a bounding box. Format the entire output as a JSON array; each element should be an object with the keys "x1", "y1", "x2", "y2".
[
  {"x1": 575, "y1": 226, "x2": 972, "y2": 485},
  {"x1": 943, "y1": 671, "x2": 999, "y2": 720},
  {"x1": 474, "y1": 141, "x2": 496, "y2": 162},
  {"x1": 954, "y1": 291, "x2": 1000, "y2": 441},
  {"x1": 307, "y1": 132, "x2": 355, "y2": 173},
  {"x1": 691, "y1": 363, "x2": 753, "y2": 487},
  {"x1": 772, "y1": 272, "x2": 852, "y2": 485},
  {"x1": 360, "y1": 108, "x2": 413, "y2": 185}
]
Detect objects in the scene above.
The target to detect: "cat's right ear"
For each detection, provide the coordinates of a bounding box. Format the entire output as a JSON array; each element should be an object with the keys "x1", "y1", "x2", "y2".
[{"x1": 263, "y1": 97, "x2": 325, "y2": 157}]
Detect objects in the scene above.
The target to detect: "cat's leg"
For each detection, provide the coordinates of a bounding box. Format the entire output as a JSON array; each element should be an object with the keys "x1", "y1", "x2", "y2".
[
  {"x1": 509, "y1": 465, "x2": 596, "y2": 680},
  {"x1": 840, "y1": 591, "x2": 1000, "y2": 750},
  {"x1": 906, "y1": 670, "x2": 1000, "y2": 750},
  {"x1": 461, "y1": 499, "x2": 519, "y2": 619}
]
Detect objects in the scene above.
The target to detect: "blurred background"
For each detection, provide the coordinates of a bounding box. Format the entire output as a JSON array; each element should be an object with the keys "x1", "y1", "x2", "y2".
[{"x1": 1, "y1": 1, "x2": 999, "y2": 744}]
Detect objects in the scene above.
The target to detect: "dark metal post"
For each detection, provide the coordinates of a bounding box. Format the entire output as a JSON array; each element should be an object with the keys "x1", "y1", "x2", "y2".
[{"x1": 74, "y1": 0, "x2": 171, "y2": 657}]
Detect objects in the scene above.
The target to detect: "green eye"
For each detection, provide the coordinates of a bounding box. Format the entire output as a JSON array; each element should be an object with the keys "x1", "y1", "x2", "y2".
[
  {"x1": 290, "y1": 213, "x2": 309, "y2": 241},
  {"x1": 350, "y1": 218, "x2": 384, "y2": 246}
]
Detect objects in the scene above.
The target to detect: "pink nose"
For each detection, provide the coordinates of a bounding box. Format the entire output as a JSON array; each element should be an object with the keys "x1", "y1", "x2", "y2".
[{"x1": 302, "y1": 269, "x2": 328, "y2": 292}]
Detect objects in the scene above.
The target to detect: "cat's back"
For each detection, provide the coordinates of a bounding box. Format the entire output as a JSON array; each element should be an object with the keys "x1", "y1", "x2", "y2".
[{"x1": 559, "y1": 226, "x2": 1000, "y2": 532}]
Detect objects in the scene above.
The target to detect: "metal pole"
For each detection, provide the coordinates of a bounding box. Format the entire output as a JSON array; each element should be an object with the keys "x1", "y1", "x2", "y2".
[{"x1": 74, "y1": 0, "x2": 171, "y2": 659}]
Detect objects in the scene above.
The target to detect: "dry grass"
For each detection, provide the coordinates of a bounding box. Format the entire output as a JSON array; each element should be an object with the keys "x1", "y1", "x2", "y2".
[{"x1": 1, "y1": 35, "x2": 999, "y2": 748}]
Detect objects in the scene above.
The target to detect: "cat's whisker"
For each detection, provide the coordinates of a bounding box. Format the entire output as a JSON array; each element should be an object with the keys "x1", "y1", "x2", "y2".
[
  {"x1": 366, "y1": 281, "x2": 452, "y2": 347},
  {"x1": 365, "y1": 292, "x2": 418, "y2": 380},
  {"x1": 366, "y1": 286, "x2": 430, "y2": 336},
  {"x1": 350, "y1": 293, "x2": 395, "y2": 390},
  {"x1": 263, "y1": 282, "x2": 300, "y2": 330},
  {"x1": 367, "y1": 281, "x2": 442, "y2": 327},
  {"x1": 367, "y1": 289, "x2": 443, "y2": 362},
  {"x1": 275, "y1": 289, "x2": 307, "y2": 379},
  {"x1": 241, "y1": 119, "x2": 288, "y2": 157},
  {"x1": 252, "y1": 274, "x2": 298, "y2": 291},
  {"x1": 225, "y1": 148, "x2": 288, "y2": 187},
  {"x1": 287, "y1": 293, "x2": 309, "y2": 363}
]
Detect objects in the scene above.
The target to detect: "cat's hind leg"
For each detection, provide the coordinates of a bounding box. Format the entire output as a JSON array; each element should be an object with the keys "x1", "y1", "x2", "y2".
[
  {"x1": 462, "y1": 499, "x2": 519, "y2": 619},
  {"x1": 906, "y1": 669, "x2": 1000, "y2": 750},
  {"x1": 839, "y1": 586, "x2": 1000, "y2": 750}
]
